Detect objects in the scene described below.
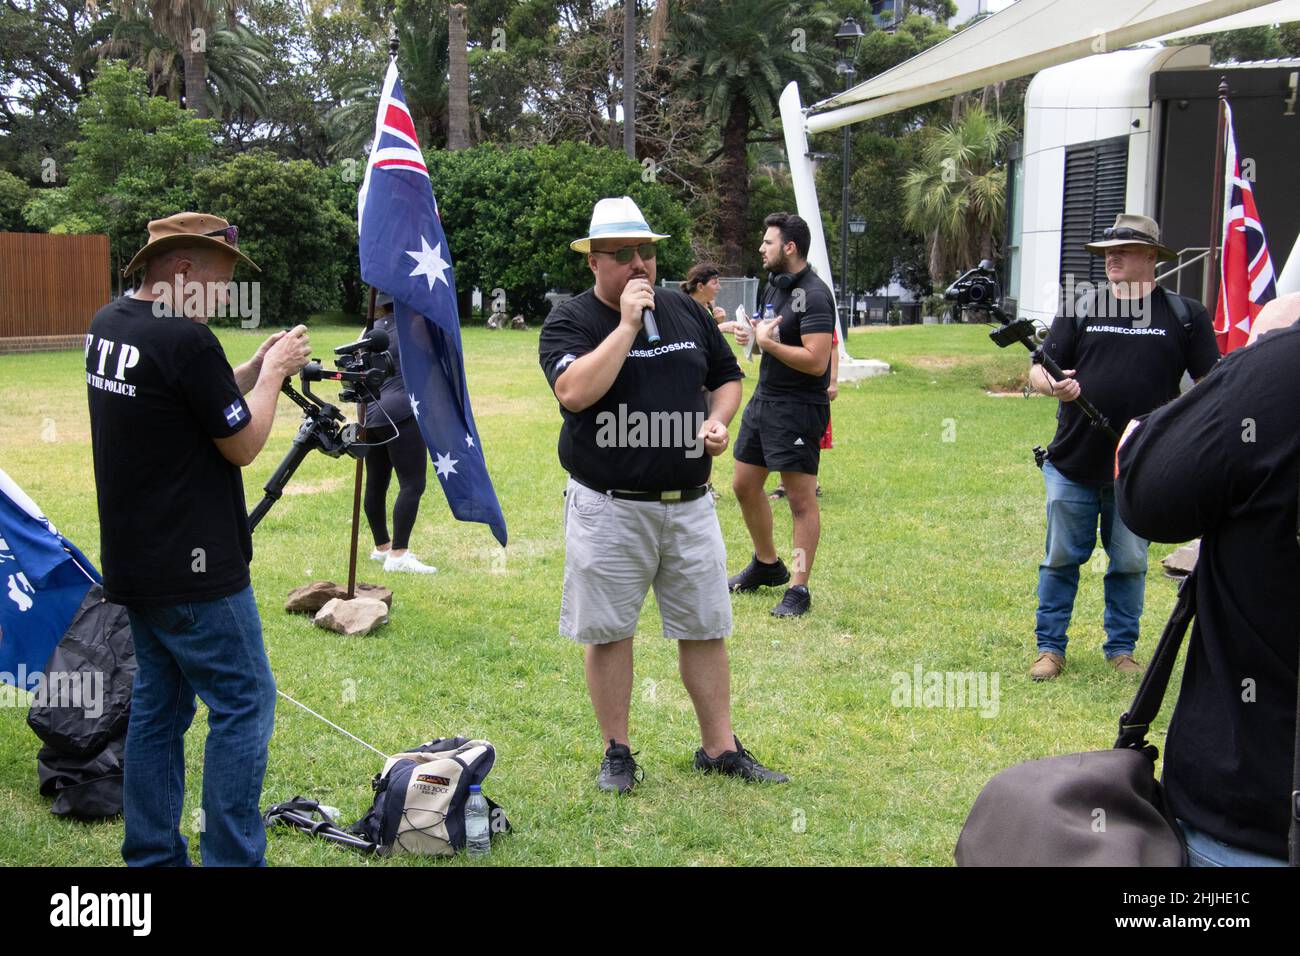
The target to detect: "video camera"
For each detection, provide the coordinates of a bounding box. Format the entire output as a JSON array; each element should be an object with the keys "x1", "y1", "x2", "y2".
[
  {"x1": 958, "y1": 260, "x2": 1119, "y2": 460},
  {"x1": 248, "y1": 328, "x2": 396, "y2": 531},
  {"x1": 944, "y1": 260, "x2": 1003, "y2": 318}
]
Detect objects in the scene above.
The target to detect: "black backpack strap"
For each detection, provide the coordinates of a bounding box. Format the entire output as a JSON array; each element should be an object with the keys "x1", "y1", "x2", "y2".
[
  {"x1": 1292, "y1": 467, "x2": 1300, "y2": 865},
  {"x1": 1114, "y1": 566, "x2": 1199, "y2": 754},
  {"x1": 1072, "y1": 287, "x2": 1094, "y2": 335},
  {"x1": 1160, "y1": 286, "x2": 1193, "y2": 334}
]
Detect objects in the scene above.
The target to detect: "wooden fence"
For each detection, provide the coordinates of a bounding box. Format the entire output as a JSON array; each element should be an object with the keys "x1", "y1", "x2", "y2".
[{"x1": 0, "y1": 233, "x2": 111, "y2": 352}]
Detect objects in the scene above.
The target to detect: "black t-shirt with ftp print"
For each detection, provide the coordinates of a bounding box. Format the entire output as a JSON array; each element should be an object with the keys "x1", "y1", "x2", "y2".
[
  {"x1": 539, "y1": 288, "x2": 743, "y2": 492},
  {"x1": 1039, "y1": 288, "x2": 1220, "y2": 484},
  {"x1": 86, "y1": 295, "x2": 253, "y2": 605}
]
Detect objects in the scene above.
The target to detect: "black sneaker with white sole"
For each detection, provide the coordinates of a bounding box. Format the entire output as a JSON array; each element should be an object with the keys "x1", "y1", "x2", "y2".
[
  {"x1": 771, "y1": 585, "x2": 811, "y2": 617},
  {"x1": 728, "y1": 554, "x2": 790, "y2": 593},
  {"x1": 694, "y1": 736, "x2": 789, "y2": 783},
  {"x1": 597, "y1": 739, "x2": 643, "y2": 794}
]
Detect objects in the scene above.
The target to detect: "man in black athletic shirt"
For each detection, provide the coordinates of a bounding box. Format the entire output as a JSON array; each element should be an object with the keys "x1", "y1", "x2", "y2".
[{"x1": 729, "y1": 212, "x2": 835, "y2": 618}]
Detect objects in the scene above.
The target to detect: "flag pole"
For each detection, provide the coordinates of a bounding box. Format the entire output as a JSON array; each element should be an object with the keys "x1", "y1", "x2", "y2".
[
  {"x1": 346, "y1": 284, "x2": 377, "y2": 600},
  {"x1": 1206, "y1": 76, "x2": 1230, "y2": 311}
]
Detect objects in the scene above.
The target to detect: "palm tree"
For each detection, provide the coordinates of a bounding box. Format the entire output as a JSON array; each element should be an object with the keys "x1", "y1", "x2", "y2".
[
  {"x1": 447, "y1": 2, "x2": 470, "y2": 150},
  {"x1": 902, "y1": 105, "x2": 1014, "y2": 285},
  {"x1": 110, "y1": 1, "x2": 238, "y2": 118},
  {"x1": 91, "y1": 10, "x2": 269, "y2": 119},
  {"x1": 672, "y1": 0, "x2": 835, "y2": 274}
]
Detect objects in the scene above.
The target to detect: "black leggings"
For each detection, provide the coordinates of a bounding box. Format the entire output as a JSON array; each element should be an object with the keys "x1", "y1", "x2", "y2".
[{"x1": 363, "y1": 417, "x2": 427, "y2": 551}]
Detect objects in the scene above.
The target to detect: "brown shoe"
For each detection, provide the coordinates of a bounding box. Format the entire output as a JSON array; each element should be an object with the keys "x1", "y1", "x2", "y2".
[
  {"x1": 1030, "y1": 651, "x2": 1065, "y2": 681},
  {"x1": 1109, "y1": 653, "x2": 1144, "y2": 674}
]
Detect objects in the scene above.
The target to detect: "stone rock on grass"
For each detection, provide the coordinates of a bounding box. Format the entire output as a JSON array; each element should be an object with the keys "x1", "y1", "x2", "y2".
[
  {"x1": 286, "y1": 581, "x2": 393, "y2": 613},
  {"x1": 314, "y1": 597, "x2": 389, "y2": 636},
  {"x1": 285, "y1": 581, "x2": 345, "y2": 613},
  {"x1": 353, "y1": 582, "x2": 393, "y2": 608}
]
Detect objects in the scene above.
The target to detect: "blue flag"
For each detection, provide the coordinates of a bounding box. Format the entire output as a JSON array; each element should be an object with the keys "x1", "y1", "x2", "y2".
[
  {"x1": 358, "y1": 61, "x2": 507, "y2": 547},
  {"x1": 0, "y1": 466, "x2": 100, "y2": 684}
]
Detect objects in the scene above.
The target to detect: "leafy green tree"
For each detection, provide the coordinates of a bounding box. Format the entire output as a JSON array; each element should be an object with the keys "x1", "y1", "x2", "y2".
[
  {"x1": 423, "y1": 141, "x2": 691, "y2": 319},
  {"x1": 0, "y1": 172, "x2": 35, "y2": 231},
  {"x1": 22, "y1": 61, "x2": 216, "y2": 288},
  {"x1": 191, "y1": 150, "x2": 355, "y2": 325},
  {"x1": 902, "y1": 104, "x2": 1014, "y2": 285}
]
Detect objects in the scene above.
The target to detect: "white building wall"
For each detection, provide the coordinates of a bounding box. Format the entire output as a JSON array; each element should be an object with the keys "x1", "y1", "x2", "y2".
[{"x1": 1015, "y1": 44, "x2": 1211, "y2": 324}]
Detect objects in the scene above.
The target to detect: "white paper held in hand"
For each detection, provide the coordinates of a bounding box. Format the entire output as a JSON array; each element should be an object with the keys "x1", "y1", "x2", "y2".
[{"x1": 734, "y1": 305, "x2": 757, "y2": 362}]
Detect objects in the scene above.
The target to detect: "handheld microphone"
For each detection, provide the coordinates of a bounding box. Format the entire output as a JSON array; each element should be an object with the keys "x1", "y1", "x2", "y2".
[{"x1": 642, "y1": 307, "x2": 660, "y2": 344}]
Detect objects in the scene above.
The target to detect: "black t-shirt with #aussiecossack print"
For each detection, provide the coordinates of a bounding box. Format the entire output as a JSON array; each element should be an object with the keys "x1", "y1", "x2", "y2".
[
  {"x1": 1039, "y1": 287, "x2": 1220, "y2": 484},
  {"x1": 539, "y1": 287, "x2": 743, "y2": 492},
  {"x1": 85, "y1": 294, "x2": 253, "y2": 605}
]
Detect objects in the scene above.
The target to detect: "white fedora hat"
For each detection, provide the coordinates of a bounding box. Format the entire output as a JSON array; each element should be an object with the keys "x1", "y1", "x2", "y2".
[{"x1": 570, "y1": 195, "x2": 670, "y2": 253}]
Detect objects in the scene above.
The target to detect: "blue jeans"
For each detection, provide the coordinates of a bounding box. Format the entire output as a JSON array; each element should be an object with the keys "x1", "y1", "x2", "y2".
[
  {"x1": 1178, "y1": 819, "x2": 1288, "y2": 867},
  {"x1": 122, "y1": 585, "x2": 276, "y2": 867},
  {"x1": 1035, "y1": 461, "x2": 1148, "y2": 658}
]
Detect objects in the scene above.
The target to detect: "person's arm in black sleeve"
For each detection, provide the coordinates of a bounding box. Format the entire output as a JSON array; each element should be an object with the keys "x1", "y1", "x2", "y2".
[
  {"x1": 1185, "y1": 302, "x2": 1222, "y2": 382},
  {"x1": 1029, "y1": 311, "x2": 1077, "y2": 397},
  {"x1": 184, "y1": 325, "x2": 310, "y2": 467},
  {"x1": 539, "y1": 308, "x2": 601, "y2": 404},
  {"x1": 755, "y1": 288, "x2": 833, "y2": 374},
  {"x1": 1115, "y1": 370, "x2": 1230, "y2": 543}
]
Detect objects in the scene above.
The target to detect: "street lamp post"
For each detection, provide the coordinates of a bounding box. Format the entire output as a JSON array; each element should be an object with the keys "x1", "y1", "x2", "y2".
[
  {"x1": 834, "y1": 16, "x2": 864, "y2": 340},
  {"x1": 848, "y1": 216, "x2": 866, "y2": 327}
]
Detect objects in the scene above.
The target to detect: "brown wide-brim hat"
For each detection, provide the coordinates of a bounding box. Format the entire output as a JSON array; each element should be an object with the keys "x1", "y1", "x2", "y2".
[
  {"x1": 122, "y1": 212, "x2": 260, "y2": 276},
  {"x1": 1085, "y1": 213, "x2": 1178, "y2": 262}
]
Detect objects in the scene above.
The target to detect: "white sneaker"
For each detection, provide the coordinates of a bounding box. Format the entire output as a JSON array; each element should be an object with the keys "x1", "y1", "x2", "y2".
[
  {"x1": 369, "y1": 549, "x2": 388, "y2": 562},
  {"x1": 384, "y1": 552, "x2": 438, "y2": 574}
]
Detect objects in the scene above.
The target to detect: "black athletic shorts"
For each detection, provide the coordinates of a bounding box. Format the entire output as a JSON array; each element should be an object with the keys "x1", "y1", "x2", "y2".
[{"x1": 733, "y1": 398, "x2": 830, "y2": 475}]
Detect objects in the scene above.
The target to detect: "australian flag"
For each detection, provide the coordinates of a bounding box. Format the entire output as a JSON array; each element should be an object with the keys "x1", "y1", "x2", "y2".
[
  {"x1": 1214, "y1": 99, "x2": 1277, "y2": 355},
  {"x1": 0, "y1": 466, "x2": 100, "y2": 682},
  {"x1": 358, "y1": 61, "x2": 507, "y2": 546}
]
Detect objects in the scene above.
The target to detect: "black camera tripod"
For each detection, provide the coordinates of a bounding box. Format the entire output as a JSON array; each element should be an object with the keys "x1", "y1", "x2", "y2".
[{"x1": 247, "y1": 331, "x2": 394, "y2": 532}]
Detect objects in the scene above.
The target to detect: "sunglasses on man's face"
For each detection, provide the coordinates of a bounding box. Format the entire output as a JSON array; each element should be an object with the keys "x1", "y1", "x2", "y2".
[
  {"x1": 592, "y1": 242, "x2": 657, "y2": 264},
  {"x1": 1102, "y1": 226, "x2": 1155, "y2": 243},
  {"x1": 205, "y1": 225, "x2": 239, "y2": 245}
]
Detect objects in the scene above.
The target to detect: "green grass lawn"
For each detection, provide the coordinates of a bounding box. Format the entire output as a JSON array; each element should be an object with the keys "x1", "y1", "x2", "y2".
[{"x1": 0, "y1": 321, "x2": 1190, "y2": 866}]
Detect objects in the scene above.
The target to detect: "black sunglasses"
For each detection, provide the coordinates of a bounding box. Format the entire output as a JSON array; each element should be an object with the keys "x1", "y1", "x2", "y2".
[
  {"x1": 592, "y1": 242, "x2": 658, "y2": 264},
  {"x1": 205, "y1": 225, "x2": 239, "y2": 245},
  {"x1": 1102, "y1": 226, "x2": 1156, "y2": 243}
]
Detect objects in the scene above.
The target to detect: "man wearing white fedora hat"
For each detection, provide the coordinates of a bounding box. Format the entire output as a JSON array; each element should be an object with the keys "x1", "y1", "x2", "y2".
[
  {"x1": 540, "y1": 195, "x2": 789, "y2": 792},
  {"x1": 86, "y1": 212, "x2": 311, "y2": 865},
  {"x1": 1026, "y1": 212, "x2": 1220, "y2": 682}
]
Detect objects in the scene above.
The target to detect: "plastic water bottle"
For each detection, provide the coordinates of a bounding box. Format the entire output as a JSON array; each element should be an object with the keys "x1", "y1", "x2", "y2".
[
  {"x1": 763, "y1": 304, "x2": 775, "y2": 322},
  {"x1": 465, "y1": 784, "x2": 491, "y2": 858}
]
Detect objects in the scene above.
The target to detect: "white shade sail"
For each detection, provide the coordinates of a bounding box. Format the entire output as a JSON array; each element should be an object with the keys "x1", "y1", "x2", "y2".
[{"x1": 806, "y1": 0, "x2": 1294, "y2": 133}]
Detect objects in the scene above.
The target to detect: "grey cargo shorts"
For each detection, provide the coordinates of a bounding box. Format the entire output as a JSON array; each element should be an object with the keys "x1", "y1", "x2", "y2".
[{"x1": 559, "y1": 478, "x2": 732, "y2": 644}]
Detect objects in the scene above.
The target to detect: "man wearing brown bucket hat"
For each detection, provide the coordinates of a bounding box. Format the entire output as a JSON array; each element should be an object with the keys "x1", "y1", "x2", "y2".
[
  {"x1": 1026, "y1": 213, "x2": 1220, "y2": 681},
  {"x1": 86, "y1": 212, "x2": 311, "y2": 865}
]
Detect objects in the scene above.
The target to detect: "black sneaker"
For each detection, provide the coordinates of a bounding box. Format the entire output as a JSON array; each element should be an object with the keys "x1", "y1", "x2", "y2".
[
  {"x1": 597, "y1": 739, "x2": 643, "y2": 794},
  {"x1": 728, "y1": 554, "x2": 790, "y2": 593},
  {"x1": 694, "y1": 736, "x2": 789, "y2": 783},
  {"x1": 771, "y1": 585, "x2": 811, "y2": 617}
]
